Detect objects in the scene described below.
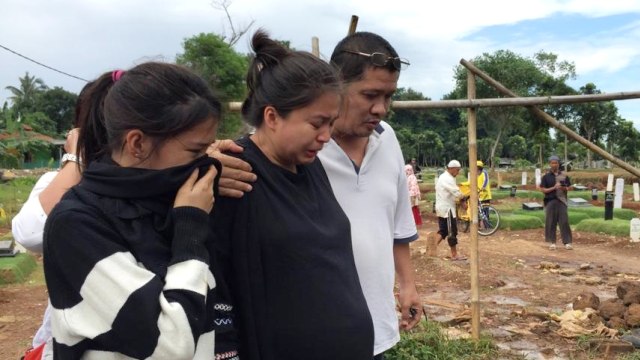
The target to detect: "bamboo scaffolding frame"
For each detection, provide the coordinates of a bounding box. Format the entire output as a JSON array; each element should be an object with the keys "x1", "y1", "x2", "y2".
[{"x1": 460, "y1": 59, "x2": 640, "y2": 179}]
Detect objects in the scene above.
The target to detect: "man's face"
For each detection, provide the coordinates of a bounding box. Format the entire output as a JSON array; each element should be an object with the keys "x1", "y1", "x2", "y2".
[
  {"x1": 448, "y1": 167, "x2": 461, "y2": 177},
  {"x1": 549, "y1": 160, "x2": 560, "y2": 172},
  {"x1": 333, "y1": 67, "x2": 399, "y2": 138}
]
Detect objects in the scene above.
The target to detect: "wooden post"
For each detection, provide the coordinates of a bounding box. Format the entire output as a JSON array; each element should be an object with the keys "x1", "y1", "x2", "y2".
[
  {"x1": 311, "y1": 37, "x2": 319, "y2": 57},
  {"x1": 425, "y1": 231, "x2": 438, "y2": 257},
  {"x1": 460, "y1": 59, "x2": 640, "y2": 179},
  {"x1": 467, "y1": 68, "x2": 481, "y2": 340},
  {"x1": 348, "y1": 15, "x2": 359, "y2": 35}
]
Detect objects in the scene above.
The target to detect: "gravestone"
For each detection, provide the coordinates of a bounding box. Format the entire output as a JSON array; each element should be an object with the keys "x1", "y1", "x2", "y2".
[
  {"x1": 607, "y1": 174, "x2": 614, "y2": 192},
  {"x1": 630, "y1": 218, "x2": 640, "y2": 243},
  {"x1": 614, "y1": 178, "x2": 624, "y2": 209},
  {"x1": 522, "y1": 202, "x2": 544, "y2": 210},
  {"x1": 0, "y1": 240, "x2": 17, "y2": 257},
  {"x1": 535, "y1": 168, "x2": 541, "y2": 187},
  {"x1": 573, "y1": 185, "x2": 588, "y2": 191},
  {"x1": 568, "y1": 198, "x2": 592, "y2": 207},
  {"x1": 605, "y1": 191, "x2": 614, "y2": 220}
]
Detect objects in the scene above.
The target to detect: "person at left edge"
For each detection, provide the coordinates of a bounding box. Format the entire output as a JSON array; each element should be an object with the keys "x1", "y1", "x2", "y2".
[{"x1": 43, "y1": 62, "x2": 222, "y2": 359}]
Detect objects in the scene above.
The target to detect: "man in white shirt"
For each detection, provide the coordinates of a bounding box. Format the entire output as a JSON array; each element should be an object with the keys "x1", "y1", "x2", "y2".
[{"x1": 435, "y1": 160, "x2": 464, "y2": 260}]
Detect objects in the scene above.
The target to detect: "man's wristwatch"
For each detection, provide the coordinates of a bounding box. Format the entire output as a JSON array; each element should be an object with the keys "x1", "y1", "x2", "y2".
[{"x1": 61, "y1": 153, "x2": 80, "y2": 167}]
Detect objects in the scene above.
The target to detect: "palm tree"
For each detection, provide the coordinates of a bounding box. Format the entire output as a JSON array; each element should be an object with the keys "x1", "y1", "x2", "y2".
[{"x1": 5, "y1": 72, "x2": 48, "y2": 112}]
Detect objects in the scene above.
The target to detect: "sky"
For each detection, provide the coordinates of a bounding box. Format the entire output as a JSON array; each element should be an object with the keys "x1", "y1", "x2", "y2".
[{"x1": 2, "y1": 0, "x2": 640, "y2": 130}]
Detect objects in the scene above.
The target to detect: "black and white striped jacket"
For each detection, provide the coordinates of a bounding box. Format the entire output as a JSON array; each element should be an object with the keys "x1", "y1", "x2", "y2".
[{"x1": 43, "y1": 184, "x2": 217, "y2": 360}]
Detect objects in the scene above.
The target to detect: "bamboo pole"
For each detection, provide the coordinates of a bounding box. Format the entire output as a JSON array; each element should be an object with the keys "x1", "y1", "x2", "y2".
[
  {"x1": 467, "y1": 70, "x2": 481, "y2": 341},
  {"x1": 460, "y1": 59, "x2": 640, "y2": 179},
  {"x1": 389, "y1": 91, "x2": 640, "y2": 109},
  {"x1": 228, "y1": 91, "x2": 640, "y2": 112},
  {"x1": 311, "y1": 37, "x2": 319, "y2": 57},
  {"x1": 348, "y1": 15, "x2": 359, "y2": 35}
]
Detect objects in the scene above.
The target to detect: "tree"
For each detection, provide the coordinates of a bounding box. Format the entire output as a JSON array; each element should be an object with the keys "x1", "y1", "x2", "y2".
[
  {"x1": 534, "y1": 52, "x2": 577, "y2": 163},
  {"x1": 211, "y1": 0, "x2": 255, "y2": 46},
  {"x1": 21, "y1": 112, "x2": 57, "y2": 135},
  {"x1": 504, "y1": 135, "x2": 527, "y2": 159},
  {"x1": 574, "y1": 83, "x2": 618, "y2": 167},
  {"x1": 419, "y1": 131, "x2": 444, "y2": 166},
  {"x1": 35, "y1": 87, "x2": 77, "y2": 134},
  {"x1": 451, "y1": 50, "x2": 546, "y2": 169},
  {"x1": 177, "y1": 33, "x2": 249, "y2": 138},
  {"x1": 449, "y1": 50, "x2": 580, "y2": 169},
  {"x1": 608, "y1": 118, "x2": 640, "y2": 163},
  {"x1": 5, "y1": 72, "x2": 48, "y2": 113}
]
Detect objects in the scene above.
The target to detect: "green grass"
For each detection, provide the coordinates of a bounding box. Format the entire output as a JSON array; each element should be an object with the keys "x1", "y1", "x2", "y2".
[
  {"x1": 0, "y1": 253, "x2": 37, "y2": 284},
  {"x1": 386, "y1": 320, "x2": 500, "y2": 360},
  {"x1": 492, "y1": 190, "x2": 544, "y2": 200},
  {"x1": 570, "y1": 207, "x2": 637, "y2": 220},
  {"x1": 574, "y1": 218, "x2": 631, "y2": 237},
  {"x1": 618, "y1": 351, "x2": 640, "y2": 360},
  {"x1": 0, "y1": 176, "x2": 38, "y2": 222},
  {"x1": 512, "y1": 209, "x2": 591, "y2": 225},
  {"x1": 498, "y1": 213, "x2": 544, "y2": 230}
]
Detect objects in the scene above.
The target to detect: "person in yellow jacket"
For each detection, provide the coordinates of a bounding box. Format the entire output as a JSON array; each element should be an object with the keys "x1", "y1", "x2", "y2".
[
  {"x1": 460, "y1": 160, "x2": 492, "y2": 203},
  {"x1": 477, "y1": 161, "x2": 492, "y2": 203}
]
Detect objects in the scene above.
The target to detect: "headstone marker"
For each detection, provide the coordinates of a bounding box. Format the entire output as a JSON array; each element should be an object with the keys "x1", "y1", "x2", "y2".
[
  {"x1": 535, "y1": 168, "x2": 541, "y2": 187},
  {"x1": 604, "y1": 191, "x2": 614, "y2": 220},
  {"x1": 630, "y1": 218, "x2": 640, "y2": 243},
  {"x1": 521, "y1": 172, "x2": 527, "y2": 185},
  {"x1": 607, "y1": 174, "x2": 614, "y2": 192},
  {"x1": 568, "y1": 198, "x2": 591, "y2": 207},
  {"x1": 0, "y1": 240, "x2": 17, "y2": 257},
  {"x1": 634, "y1": 183, "x2": 639, "y2": 202},
  {"x1": 614, "y1": 178, "x2": 624, "y2": 209},
  {"x1": 522, "y1": 202, "x2": 544, "y2": 210}
]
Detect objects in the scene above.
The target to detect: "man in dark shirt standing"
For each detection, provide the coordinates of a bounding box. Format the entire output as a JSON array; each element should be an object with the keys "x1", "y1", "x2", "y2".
[{"x1": 539, "y1": 155, "x2": 573, "y2": 250}]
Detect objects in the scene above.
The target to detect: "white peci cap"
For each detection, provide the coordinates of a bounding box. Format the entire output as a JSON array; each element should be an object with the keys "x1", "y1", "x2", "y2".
[{"x1": 447, "y1": 160, "x2": 462, "y2": 168}]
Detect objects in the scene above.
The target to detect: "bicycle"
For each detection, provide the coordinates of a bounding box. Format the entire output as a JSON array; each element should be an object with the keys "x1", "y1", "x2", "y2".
[{"x1": 456, "y1": 197, "x2": 500, "y2": 236}]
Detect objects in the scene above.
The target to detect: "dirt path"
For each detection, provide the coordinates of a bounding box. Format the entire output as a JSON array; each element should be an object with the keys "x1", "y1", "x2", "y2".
[
  {"x1": 413, "y1": 214, "x2": 640, "y2": 359},
  {"x1": 0, "y1": 280, "x2": 48, "y2": 359},
  {"x1": 1, "y1": 222, "x2": 639, "y2": 359}
]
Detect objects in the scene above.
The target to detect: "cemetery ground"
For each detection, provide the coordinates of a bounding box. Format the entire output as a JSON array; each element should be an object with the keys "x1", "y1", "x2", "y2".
[{"x1": 1, "y1": 171, "x2": 640, "y2": 359}]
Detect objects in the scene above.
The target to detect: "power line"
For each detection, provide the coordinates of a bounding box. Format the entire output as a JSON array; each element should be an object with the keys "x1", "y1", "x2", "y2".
[{"x1": 0, "y1": 43, "x2": 89, "y2": 82}]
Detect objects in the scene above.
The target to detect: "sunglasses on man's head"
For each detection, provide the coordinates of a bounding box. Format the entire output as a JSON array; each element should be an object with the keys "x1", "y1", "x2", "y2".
[{"x1": 342, "y1": 50, "x2": 410, "y2": 71}]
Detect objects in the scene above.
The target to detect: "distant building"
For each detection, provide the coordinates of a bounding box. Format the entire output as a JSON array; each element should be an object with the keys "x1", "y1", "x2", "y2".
[
  {"x1": 498, "y1": 158, "x2": 516, "y2": 169},
  {"x1": 0, "y1": 125, "x2": 64, "y2": 169}
]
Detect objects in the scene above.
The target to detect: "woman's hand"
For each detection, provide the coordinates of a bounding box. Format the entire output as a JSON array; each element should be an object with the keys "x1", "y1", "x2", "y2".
[
  {"x1": 174, "y1": 165, "x2": 218, "y2": 213},
  {"x1": 65, "y1": 128, "x2": 80, "y2": 155}
]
